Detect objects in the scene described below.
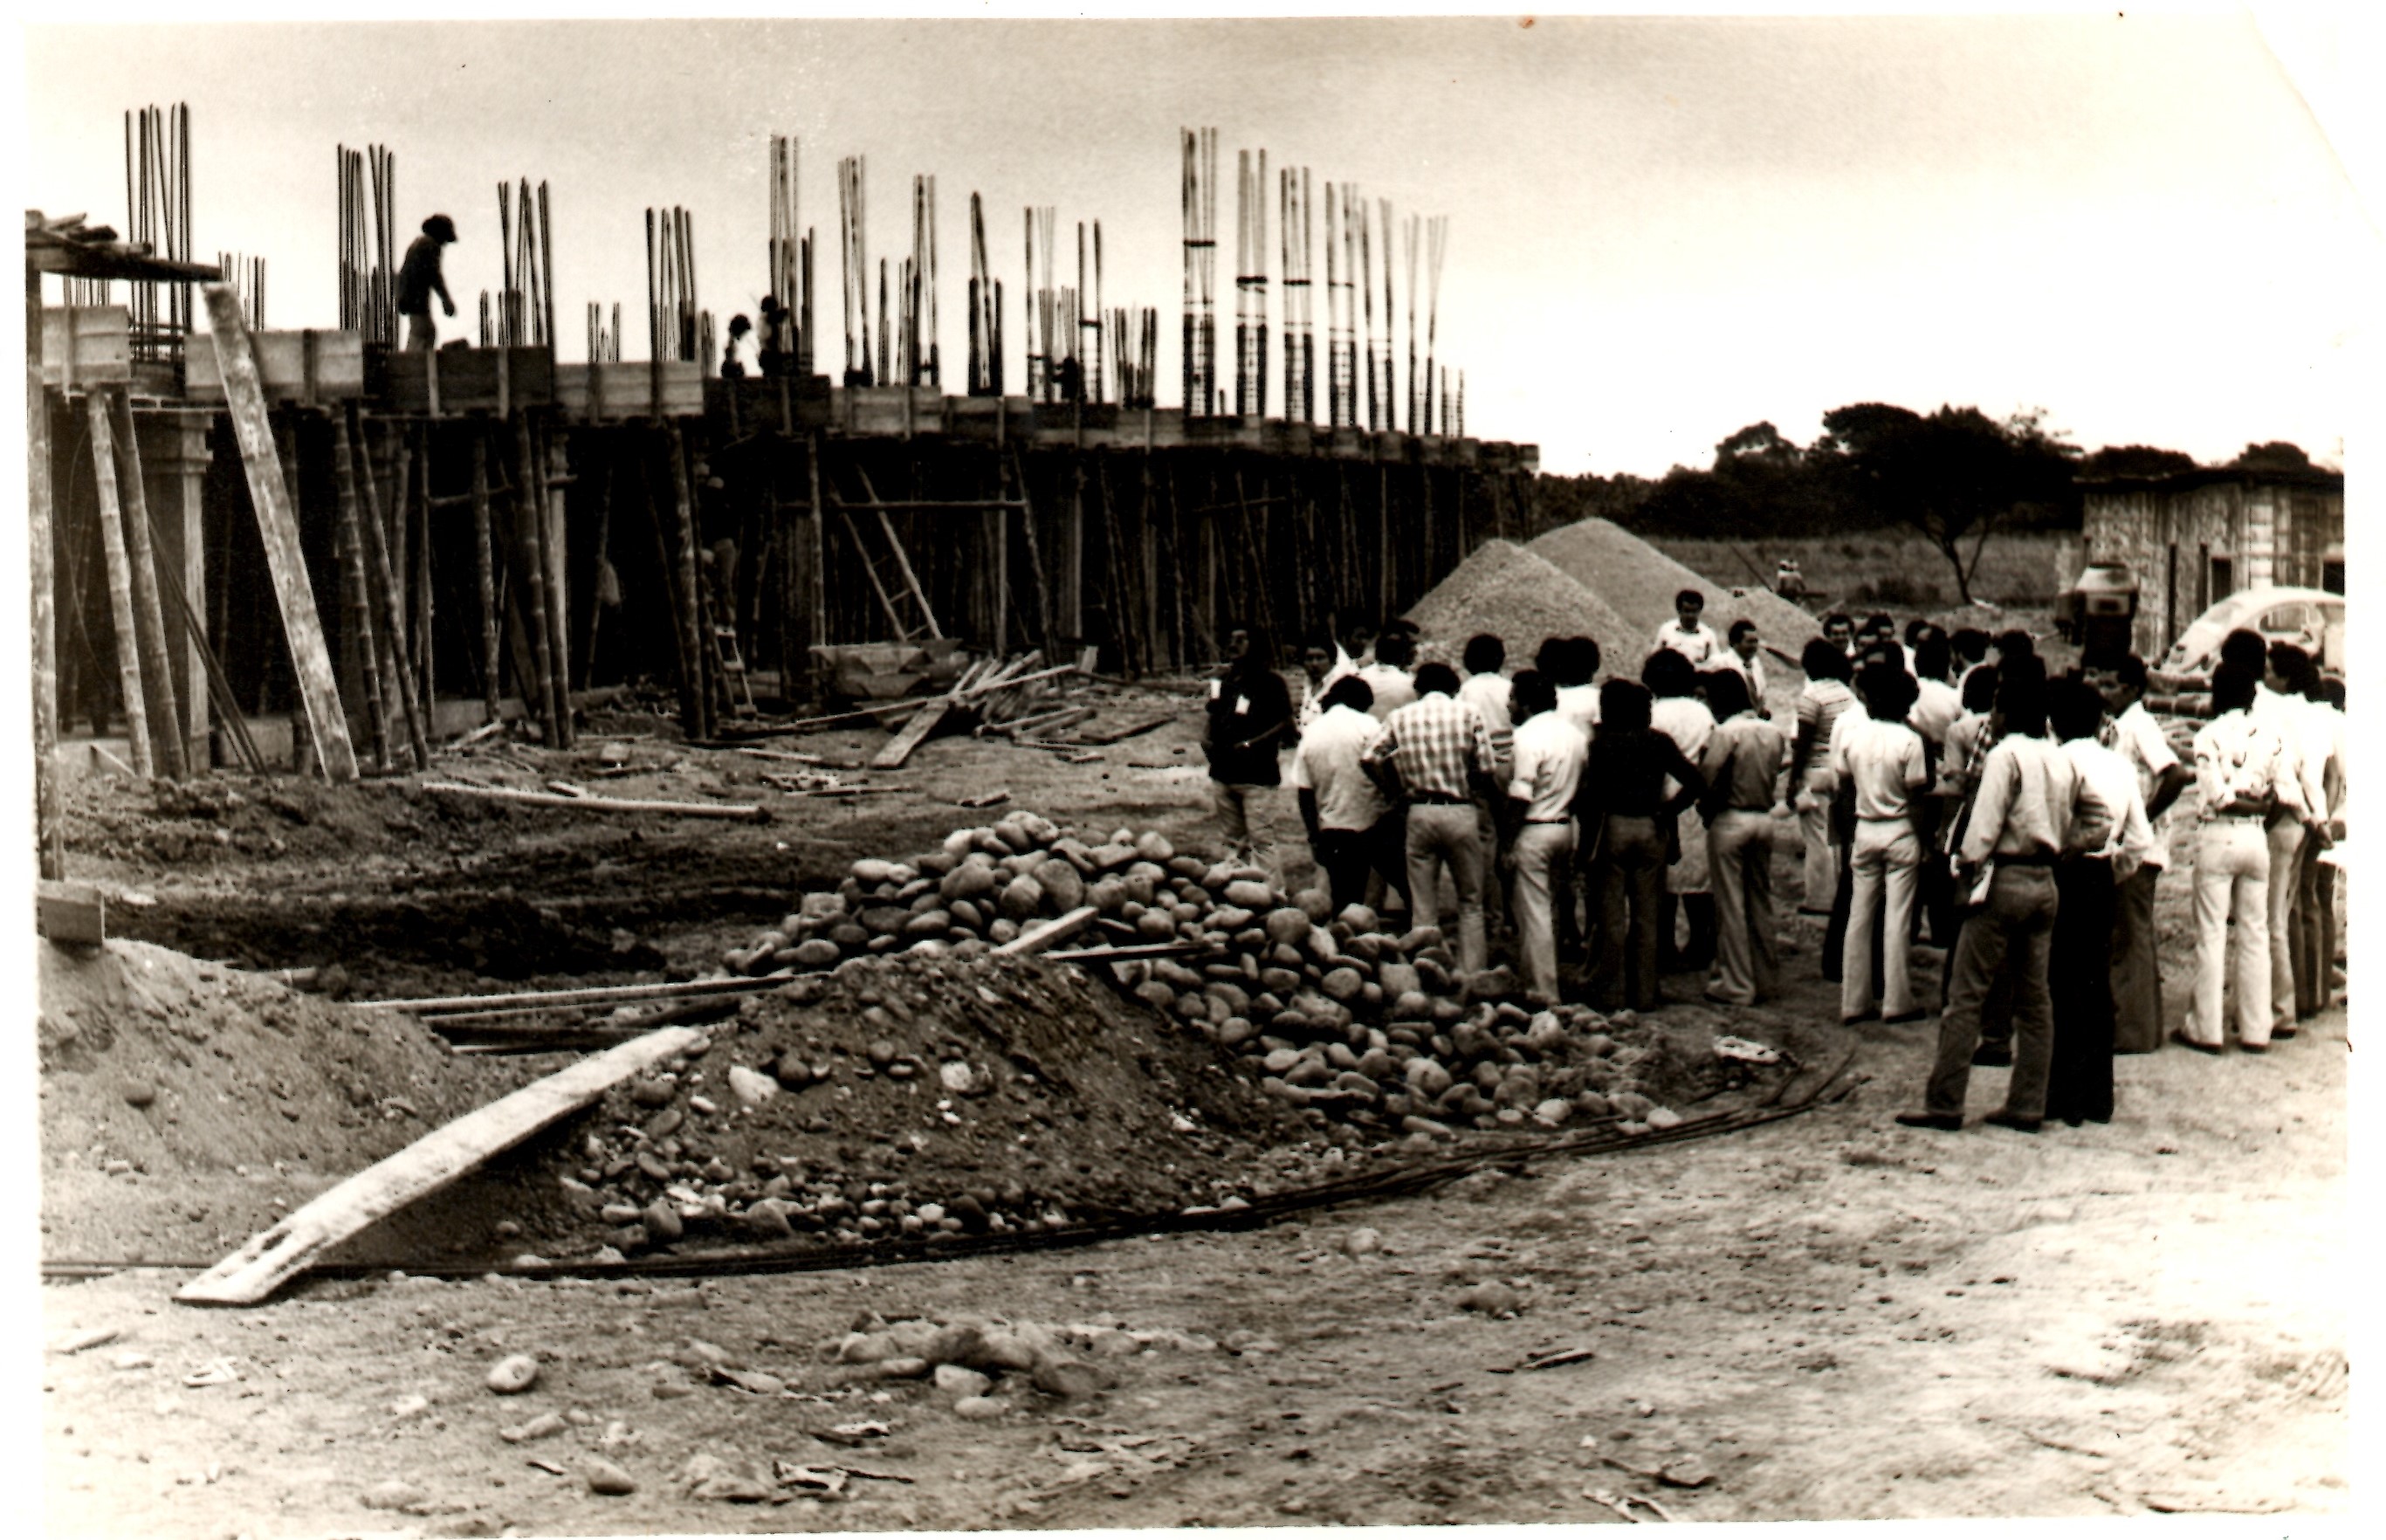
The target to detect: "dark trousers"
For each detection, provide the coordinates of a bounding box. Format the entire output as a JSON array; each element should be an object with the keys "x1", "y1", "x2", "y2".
[
  {"x1": 2292, "y1": 841, "x2": 2330, "y2": 1018},
  {"x1": 1927, "y1": 864, "x2": 2059, "y2": 1120},
  {"x1": 2046, "y1": 858, "x2": 2118, "y2": 1124},
  {"x1": 1314, "y1": 813, "x2": 1409, "y2": 915},
  {"x1": 1590, "y1": 815, "x2": 1667, "y2": 1012},
  {"x1": 2110, "y1": 863, "x2": 2166, "y2": 1053},
  {"x1": 1912, "y1": 797, "x2": 1957, "y2": 947}
]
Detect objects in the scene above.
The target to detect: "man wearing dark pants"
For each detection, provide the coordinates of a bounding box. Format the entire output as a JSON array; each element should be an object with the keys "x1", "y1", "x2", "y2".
[
  {"x1": 396, "y1": 214, "x2": 457, "y2": 351},
  {"x1": 1204, "y1": 623, "x2": 1295, "y2": 862},
  {"x1": 1899, "y1": 666, "x2": 2090, "y2": 1133},
  {"x1": 2094, "y1": 654, "x2": 2192, "y2": 1051},
  {"x1": 1292, "y1": 676, "x2": 1403, "y2": 911},
  {"x1": 1362, "y1": 663, "x2": 1500, "y2": 974}
]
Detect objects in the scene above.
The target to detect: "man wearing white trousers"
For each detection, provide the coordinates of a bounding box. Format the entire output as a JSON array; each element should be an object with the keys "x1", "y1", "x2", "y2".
[
  {"x1": 1833, "y1": 663, "x2": 1930, "y2": 1025},
  {"x1": 2180, "y1": 662, "x2": 2302, "y2": 1053},
  {"x1": 1697, "y1": 668, "x2": 1789, "y2": 1006},
  {"x1": 1502, "y1": 670, "x2": 1586, "y2": 1002}
]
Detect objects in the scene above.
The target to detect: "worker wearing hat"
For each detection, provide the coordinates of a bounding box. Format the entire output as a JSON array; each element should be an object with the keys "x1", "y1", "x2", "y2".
[{"x1": 398, "y1": 214, "x2": 458, "y2": 351}]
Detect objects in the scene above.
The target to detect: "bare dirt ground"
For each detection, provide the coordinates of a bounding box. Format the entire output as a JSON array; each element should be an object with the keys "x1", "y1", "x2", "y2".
[{"x1": 38, "y1": 687, "x2": 2348, "y2": 1534}]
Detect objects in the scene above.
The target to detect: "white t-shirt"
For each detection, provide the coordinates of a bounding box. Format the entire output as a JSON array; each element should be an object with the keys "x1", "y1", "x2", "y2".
[
  {"x1": 1456, "y1": 670, "x2": 1516, "y2": 769},
  {"x1": 1653, "y1": 620, "x2": 1726, "y2": 668},
  {"x1": 1650, "y1": 697, "x2": 1716, "y2": 802},
  {"x1": 2110, "y1": 699, "x2": 2182, "y2": 870},
  {"x1": 1908, "y1": 677, "x2": 1962, "y2": 747},
  {"x1": 1555, "y1": 683, "x2": 1601, "y2": 735},
  {"x1": 1356, "y1": 663, "x2": 1417, "y2": 721},
  {"x1": 1507, "y1": 710, "x2": 1589, "y2": 822},
  {"x1": 2063, "y1": 736, "x2": 2156, "y2": 874},
  {"x1": 1289, "y1": 704, "x2": 1389, "y2": 832}
]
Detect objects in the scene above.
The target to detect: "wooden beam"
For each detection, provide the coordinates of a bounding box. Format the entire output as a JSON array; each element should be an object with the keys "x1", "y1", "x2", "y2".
[
  {"x1": 367, "y1": 973, "x2": 794, "y2": 1016},
  {"x1": 992, "y1": 905, "x2": 1099, "y2": 957},
  {"x1": 470, "y1": 430, "x2": 503, "y2": 724},
  {"x1": 201, "y1": 283, "x2": 356, "y2": 780},
  {"x1": 30, "y1": 270, "x2": 64, "y2": 877},
  {"x1": 418, "y1": 780, "x2": 771, "y2": 822},
  {"x1": 176, "y1": 1026, "x2": 704, "y2": 1306},
  {"x1": 104, "y1": 390, "x2": 186, "y2": 779},
  {"x1": 512, "y1": 415, "x2": 567, "y2": 746},
  {"x1": 870, "y1": 697, "x2": 954, "y2": 769},
  {"x1": 84, "y1": 394, "x2": 155, "y2": 777}
]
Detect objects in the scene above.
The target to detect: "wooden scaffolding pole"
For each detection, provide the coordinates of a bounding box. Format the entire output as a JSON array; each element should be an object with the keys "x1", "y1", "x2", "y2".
[
  {"x1": 104, "y1": 388, "x2": 187, "y2": 779},
  {"x1": 329, "y1": 409, "x2": 394, "y2": 771},
  {"x1": 342, "y1": 403, "x2": 430, "y2": 767},
  {"x1": 84, "y1": 393, "x2": 156, "y2": 777},
  {"x1": 471, "y1": 429, "x2": 502, "y2": 724},
  {"x1": 30, "y1": 272, "x2": 63, "y2": 875},
  {"x1": 510, "y1": 415, "x2": 566, "y2": 746}
]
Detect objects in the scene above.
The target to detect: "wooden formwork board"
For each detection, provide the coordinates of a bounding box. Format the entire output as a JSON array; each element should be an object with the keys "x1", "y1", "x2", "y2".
[
  {"x1": 388, "y1": 347, "x2": 555, "y2": 415},
  {"x1": 945, "y1": 395, "x2": 1033, "y2": 444},
  {"x1": 39, "y1": 306, "x2": 131, "y2": 389},
  {"x1": 183, "y1": 328, "x2": 366, "y2": 405},
  {"x1": 834, "y1": 385, "x2": 945, "y2": 437},
  {"x1": 555, "y1": 360, "x2": 704, "y2": 422}
]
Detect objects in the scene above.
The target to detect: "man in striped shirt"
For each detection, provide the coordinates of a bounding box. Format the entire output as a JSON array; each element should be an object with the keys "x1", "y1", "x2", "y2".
[
  {"x1": 1457, "y1": 633, "x2": 1517, "y2": 929},
  {"x1": 1363, "y1": 663, "x2": 1501, "y2": 974}
]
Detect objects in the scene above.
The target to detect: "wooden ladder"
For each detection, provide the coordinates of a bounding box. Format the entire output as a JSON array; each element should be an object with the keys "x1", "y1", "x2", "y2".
[
  {"x1": 835, "y1": 464, "x2": 943, "y2": 643},
  {"x1": 709, "y1": 619, "x2": 759, "y2": 719}
]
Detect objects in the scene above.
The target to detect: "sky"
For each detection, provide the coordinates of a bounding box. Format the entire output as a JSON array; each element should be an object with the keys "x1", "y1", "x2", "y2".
[{"x1": 18, "y1": 10, "x2": 2379, "y2": 478}]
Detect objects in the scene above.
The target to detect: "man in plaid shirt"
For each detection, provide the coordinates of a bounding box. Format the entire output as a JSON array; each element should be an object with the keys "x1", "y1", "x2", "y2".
[{"x1": 1364, "y1": 663, "x2": 1501, "y2": 973}]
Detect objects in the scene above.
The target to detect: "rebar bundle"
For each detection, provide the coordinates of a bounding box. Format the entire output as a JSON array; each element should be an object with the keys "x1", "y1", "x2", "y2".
[
  {"x1": 1325, "y1": 183, "x2": 1358, "y2": 430},
  {"x1": 1027, "y1": 206, "x2": 1069, "y2": 401},
  {"x1": 1180, "y1": 127, "x2": 1218, "y2": 416},
  {"x1": 1377, "y1": 197, "x2": 1396, "y2": 434},
  {"x1": 1233, "y1": 148, "x2": 1269, "y2": 419},
  {"x1": 645, "y1": 205, "x2": 698, "y2": 362},
  {"x1": 337, "y1": 142, "x2": 396, "y2": 345},
  {"x1": 587, "y1": 301, "x2": 623, "y2": 363},
  {"x1": 1422, "y1": 215, "x2": 1448, "y2": 436},
  {"x1": 1080, "y1": 221, "x2": 1104, "y2": 406},
  {"x1": 899, "y1": 174, "x2": 939, "y2": 387},
  {"x1": 966, "y1": 193, "x2": 1003, "y2": 395},
  {"x1": 1358, "y1": 189, "x2": 1376, "y2": 430},
  {"x1": 1107, "y1": 306, "x2": 1158, "y2": 408},
  {"x1": 1280, "y1": 167, "x2": 1314, "y2": 425},
  {"x1": 767, "y1": 134, "x2": 816, "y2": 375},
  {"x1": 124, "y1": 104, "x2": 193, "y2": 359},
  {"x1": 215, "y1": 252, "x2": 265, "y2": 330},
  {"x1": 496, "y1": 178, "x2": 555, "y2": 347},
  {"x1": 836, "y1": 157, "x2": 872, "y2": 384}
]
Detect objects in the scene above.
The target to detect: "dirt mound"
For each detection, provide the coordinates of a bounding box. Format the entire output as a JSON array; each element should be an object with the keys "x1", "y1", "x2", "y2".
[
  {"x1": 1530, "y1": 519, "x2": 1819, "y2": 711},
  {"x1": 1403, "y1": 539, "x2": 1641, "y2": 677},
  {"x1": 493, "y1": 951, "x2": 1308, "y2": 1262},
  {"x1": 37, "y1": 938, "x2": 544, "y2": 1265}
]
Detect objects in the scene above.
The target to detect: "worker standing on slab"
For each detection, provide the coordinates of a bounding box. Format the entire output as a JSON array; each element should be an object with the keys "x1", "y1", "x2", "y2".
[
  {"x1": 1653, "y1": 588, "x2": 1725, "y2": 667},
  {"x1": 721, "y1": 313, "x2": 755, "y2": 379},
  {"x1": 1362, "y1": 662, "x2": 1501, "y2": 974},
  {"x1": 396, "y1": 214, "x2": 458, "y2": 351},
  {"x1": 1292, "y1": 675, "x2": 1403, "y2": 911},
  {"x1": 1502, "y1": 669, "x2": 1585, "y2": 1004},
  {"x1": 757, "y1": 294, "x2": 794, "y2": 377},
  {"x1": 1697, "y1": 668, "x2": 1788, "y2": 1007},
  {"x1": 1203, "y1": 623, "x2": 1295, "y2": 863}
]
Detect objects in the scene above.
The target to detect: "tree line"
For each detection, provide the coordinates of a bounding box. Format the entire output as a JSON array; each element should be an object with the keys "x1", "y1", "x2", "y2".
[{"x1": 1533, "y1": 403, "x2": 2312, "y2": 604}]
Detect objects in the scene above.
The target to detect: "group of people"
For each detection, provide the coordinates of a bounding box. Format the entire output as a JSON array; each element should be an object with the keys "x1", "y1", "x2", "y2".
[
  {"x1": 1203, "y1": 592, "x2": 2347, "y2": 1135},
  {"x1": 719, "y1": 297, "x2": 799, "y2": 380}
]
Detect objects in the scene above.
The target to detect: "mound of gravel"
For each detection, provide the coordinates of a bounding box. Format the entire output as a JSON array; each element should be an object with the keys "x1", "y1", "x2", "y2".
[
  {"x1": 1403, "y1": 540, "x2": 1640, "y2": 677},
  {"x1": 1531, "y1": 519, "x2": 1820, "y2": 649}
]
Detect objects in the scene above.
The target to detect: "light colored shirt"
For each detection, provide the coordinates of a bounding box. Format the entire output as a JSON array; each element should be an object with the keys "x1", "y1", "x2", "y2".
[
  {"x1": 1794, "y1": 677, "x2": 1858, "y2": 776},
  {"x1": 1356, "y1": 663, "x2": 1416, "y2": 722},
  {"x1": 1908, "y1": 677, "x2": 1962, "y2": 747},
  {"x1": 1457, "y1": 670, "x2": 1516, "y2": 771},
  {"x1": 1507, "y1": 709, "x2": 1589, "y2": 822},
  {"x1": 1555, "y1": 683, "x2": 1602, "y2": 735},
  {"x1": 1941, "y1": 710, "x2": 1991, "y2": 798},
  {"x1": 1653, "y1": 619, "x2": 1726, "y2": 667},
  {"x1": 1722, "y1": 649, "x2": 1769, "y2": 709},
  {"x1": 2294, "y1": 695, "x2": 2339, "y2": 823},
  {"x1": 1959, "y1": 733, "x2": 2084, "y2": 864},
  {"x1": 2253, "y1": 684, "x2": 2324, "y2": 821},
  {"x1": 1296, "y1": 646, "x2": 1358, "y2": 730},
  {"x1": 1651, "y1": 697, "x2": 1716, "y2": 802},
  {"x1": 2063, "y1": 738, "x2": 2156, "y2": 875},
  {"x1": 1290, "y1": 704, "x2": 1389, "y2": 832},
  {"x1": 1362, "y1": 692, "x2": 1496, "y2": 803},
  {"x1": 2111, "y1": 698, "x2": 2182, "y2": 870},
  {"x1": 1700, "y1": 711, "x2": 1789, "y2": 812},
  {"x1": 1831, "y1": 714, "x2": 1929, "y2": 822},
  {"x1": 2193, "y1": 710, "x2": 2300, "y2": 822}
]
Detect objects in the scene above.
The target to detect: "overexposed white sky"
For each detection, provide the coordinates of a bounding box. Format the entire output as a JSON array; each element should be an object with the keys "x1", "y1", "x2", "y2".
[{"x1": 19, "y1": 9, "x2": 2377, "y2": 476}]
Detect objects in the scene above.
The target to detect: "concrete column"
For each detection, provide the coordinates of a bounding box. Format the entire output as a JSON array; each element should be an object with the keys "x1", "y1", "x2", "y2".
[{"x1": 136, "y1": 408, "x2": 213, "y2": 768}]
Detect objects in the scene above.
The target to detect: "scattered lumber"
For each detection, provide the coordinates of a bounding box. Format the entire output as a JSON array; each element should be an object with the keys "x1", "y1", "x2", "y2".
[
  {"x1": 954, "y1": 788, "x2": 1011, "y2": 809},
  {"x1": 871, "y1": 697, "x2": 957, "y2": 771},
  {"x1": 365, "y1": 973, "x2": 794, "y2": 1017},
  {"x1": 736, "y1": 746, "x2": 828, "y2": 766},
  {"x1": 991, "y1": 905, "x2": 1098, "y2": 958},
  {"x1": 1071, "y1": 711, "x2": 1175, "y2": 746},
  {"x1": 178, "y1": 1027, "x2": 703, "y2": 1305},
  {"x1": 36, "y1": 880, "x2": 106, "y2": 947},
  {"x1": 418, "y1": 779, "x2": 770, "y2": 822}
]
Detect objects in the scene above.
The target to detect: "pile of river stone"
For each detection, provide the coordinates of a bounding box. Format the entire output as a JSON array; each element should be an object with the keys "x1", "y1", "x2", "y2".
[{"x1": 724, "y1": 810, "x2": 1679, "y2": 1138}]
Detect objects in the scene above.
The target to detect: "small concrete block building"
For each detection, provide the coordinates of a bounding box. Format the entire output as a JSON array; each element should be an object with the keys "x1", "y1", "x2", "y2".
[{"x1": 2078, "y1": 464, "x2": 2344, "y2": 661}]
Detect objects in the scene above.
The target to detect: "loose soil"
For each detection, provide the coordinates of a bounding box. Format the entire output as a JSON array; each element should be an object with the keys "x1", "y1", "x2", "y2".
[
  {"x1": 1403, "y1": 539, "x2": 1641, "y2": 683},
  {"x1": 37, "y1": 670, "x2": 2347, "y2": 1531}
]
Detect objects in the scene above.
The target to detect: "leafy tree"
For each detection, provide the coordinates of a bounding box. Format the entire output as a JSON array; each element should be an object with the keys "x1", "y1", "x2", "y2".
[
  {"x1": 2231, "y1": 441, "x2": 2313, "y2": 471},
  {"x1": 1814, "y1": 402, "x2": 2080, "y2": 604},
  {"x1": 2080, "y1": 444, "x2": 2199, "y2": 479},
  {"x1": 1714, "y1": 421, "x2": 1802, "y2": 466}
]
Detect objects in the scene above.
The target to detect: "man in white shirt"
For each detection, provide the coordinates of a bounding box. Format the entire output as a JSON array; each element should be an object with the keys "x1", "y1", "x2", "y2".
[
  {"x1": 1357, "y1": 630, "x2": 1419, "y2": 721},
  {"x1": 1906, "y1": 630, "x2": 1963, "y2": 948},
  {"x1": 1456, "y1": 634, "x2": 1517, "y2": 929},
  {"x1": 2182, "y1": 660, "x2": 2302, "y2": 1052},
  {"x1": 1722, "y1": 620, "x2": 1771, "y2": 716},
  {"x1": 1546, "y1": 635, "x2": 1603, "y2": 736},
  {"x1": 2242, "y1": 636, "x2": 2332, "y2": 1038},
  {"x1": 1832, "y1": 665, "x2": 1929, "y2": 1025},
  {"x1": 1502, "y1": 670, "x2": 1586, "y2": 1002},
  {"x1": 2091, "y1": 654, "x2": 2193, "y2": 1052},
  {"x1": 1296, "y1": 636, "x2": 1356, "y2": 731},
  {"x1": 2046, "y1": 677, "x2": 2155, "y2": 1124},
  {"x1": 1291, "y1": 676, "x2": 1401, "y2": 912},
  {"x1": 1653, "y1": 588, "x2": 1726, "y2": 667}
]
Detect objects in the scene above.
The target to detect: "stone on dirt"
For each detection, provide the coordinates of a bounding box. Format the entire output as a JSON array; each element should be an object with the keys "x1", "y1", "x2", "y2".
[
  {"x1": 360, "y1": 1479, "x2": 430, "y2": 1511},
  {"x1": 585, "y1": 1460, "x2": 638, "y2": 1495},
  {"x1": 485, "y1": 1353, "x2": 540, "y2": 1394}
]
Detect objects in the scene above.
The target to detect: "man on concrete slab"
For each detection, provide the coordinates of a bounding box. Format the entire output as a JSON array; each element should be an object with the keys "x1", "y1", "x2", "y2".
[{"x1": 397, "y1": 214, "x2": 458, "y2": 352}]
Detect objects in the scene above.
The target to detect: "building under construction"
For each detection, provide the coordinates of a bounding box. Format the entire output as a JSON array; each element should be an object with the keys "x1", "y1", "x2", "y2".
[{"x1": 27, "y1": 118, "x2": 1541, "y2": 830}]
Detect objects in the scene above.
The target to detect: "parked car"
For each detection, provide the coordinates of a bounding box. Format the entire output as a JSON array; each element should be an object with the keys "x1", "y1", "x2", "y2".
[{"x1": 2148, "y1": 586, "x2": 2345, "y2": 714}]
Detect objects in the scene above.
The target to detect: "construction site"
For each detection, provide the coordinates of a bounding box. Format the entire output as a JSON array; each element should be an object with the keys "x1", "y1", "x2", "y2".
[{"x1": 30, "y1": 79, "x2": 2344, "y2": 1539}]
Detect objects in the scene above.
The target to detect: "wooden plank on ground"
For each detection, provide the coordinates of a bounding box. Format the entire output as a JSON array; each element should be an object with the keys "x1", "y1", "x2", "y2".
[
  {"x1": 870, "y1": 698, "x2": 954, "y2": 770},
  {"x1": 177, "y1": 1026, "x2": 702, "y2": 1305},
  {"x1": 201, "y1": 284, "x2": 357, "y2": 780},
  {"x1": 1074, "y1": 711, "x2": 1176, "y2": 746},
  {"x1": 418, "y1": 779, "x2": 771, "y2": 822},
  {"x1": 991, "y1": 905, "x2": 1099, "y2": 957}
]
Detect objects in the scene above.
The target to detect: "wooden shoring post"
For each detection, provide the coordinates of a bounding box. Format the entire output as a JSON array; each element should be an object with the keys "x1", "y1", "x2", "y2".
[
  {"x1": 664, "y1": 423, "x2": 714, "y2": 739},
  {"x1": 800, "y1": 433, "x2": 829, "y2": 696},
  {"x1": 1162, "y1": 458, "x2": 1193, "y2": 668},
  {"x1": 1419, "y1": 463, "x2": 1435, "y2": 605},
  {"x1": 1140, "y1": 452, "x2": 1163, "y2": 670},
  {"x1": 984, "y1": 450, "x2": 1008, "y2": 654},
  {"x1": 1232, "y1": 467, "x2": 1278, "y2": 650},
  {"x1": 470, "y1": 428, "x2": 503, "y2": 724},
  {"x1": 105, "y1": 389, "x2": 188, "y2": 779},
  {"x1": 343, "y1": 403, "x2": 431, "y2": 767},
  {"x1": 405, "y1": 423, "x2": 434, "y2": 732},
  {"x1": 30, "y1": 271, "x2": 63, "y2": 876},
  {"x1": 212, "y1": 281, "x2": 355, "y2": 783},
  {"x1": 1378, "y1": 460, "x2": 1393, "y2": 622},
  {"x1": 1096, "y1": 457, "x2": 1135, "y2": 677},
  {"x1": 509, "y1": 413, "x2": 565, "y2": 746},
  {"x1": 85, "y1": 393, "x2": 157, "y2": 777},
  {"x1": 581, "y1": 437, "x2": 615, "y2": 691},
  {"x1": 1011, "y1": 448, "x2": 1057, "y2": 663},
  {"x1": 272, "y1": 416, "x2": 315, "y2": 775},
  {"x1": 1062, "y1": 457, "x2": 1086, "y2": 647},
  {"x1": 327, "y1": 408, "x2": 394, "y2": 771},
  {"x1": 536, "y1": 419, "x2": 575, "y2": 746}
]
